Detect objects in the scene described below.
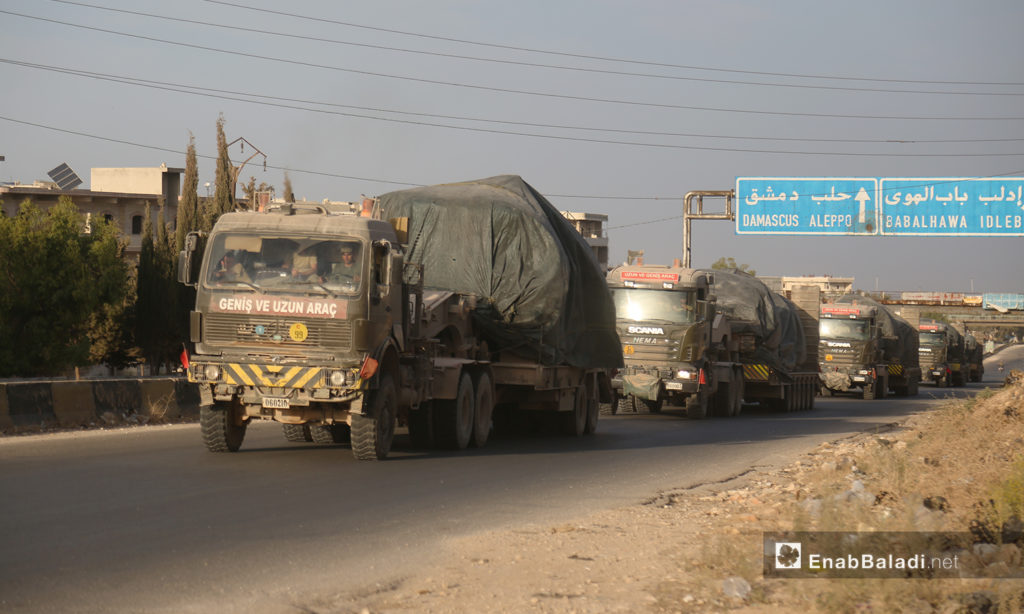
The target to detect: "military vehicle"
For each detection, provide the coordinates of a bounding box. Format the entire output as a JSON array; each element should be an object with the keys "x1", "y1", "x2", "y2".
[
  {"x1": 964, "y1": 333, "x2": 985, "y2": 382},
  {"x1": 606, "y1": 265, "x2": 818, "y2": 419},
  {"x1": 818, "y1": 294, "x2": 921, "y2": 399},
  {"x1": 178, "y1": 175, "x2": 621, "y2": 459},
  {"x1": 918, "y1": 319, "x2": 967, "y2": 387}
]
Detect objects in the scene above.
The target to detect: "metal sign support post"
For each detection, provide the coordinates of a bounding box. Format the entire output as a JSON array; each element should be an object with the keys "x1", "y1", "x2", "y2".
[{"x1": 682, "y1": 190, "x2": 735, "y2": 268}]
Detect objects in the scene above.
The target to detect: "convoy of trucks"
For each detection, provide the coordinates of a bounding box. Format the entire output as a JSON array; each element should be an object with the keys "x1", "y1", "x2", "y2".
[
  {"x1": 605, "y1": 264, "x2": 819, "y2": 419},
  {"x1": 918, "y1": 319, "x2": 968, "y2": 387},
  {"x1": 178, "y1": 174, "x2": 997, "y2": 457},
  {"x1": 818, "y1": 293, "x2": 921, "y2": 399},
  {"x1": 178, "y1": 176, "x2": 621, "y2": 459}
]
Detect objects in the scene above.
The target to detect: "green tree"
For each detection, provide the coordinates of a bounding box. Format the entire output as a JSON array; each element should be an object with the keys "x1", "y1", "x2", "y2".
[
  {"x1": 135, "y1": 203, "x2": 180, "y2": 374},
  {"x1": 202, "y1": 114, "x2": 234, "y2": 231},
  {"x1": 175, "y1": 132, "x2": 200, "y2": 254},
  {"x1": 710, "y1": 256, "x2": 756, "y2": 276},
  {"x1": 0, "y1": 197, "x2": 132, "y2": 376}
]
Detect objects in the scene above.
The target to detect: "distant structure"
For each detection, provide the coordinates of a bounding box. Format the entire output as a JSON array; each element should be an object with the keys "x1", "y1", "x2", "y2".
[
  {"x1": 760, "y1": 275, "x2": 855, "y2": 298},
  {"x1": 0, "y1": 164, "x2": 182, "y2": 256},
  {"x1": 561, "y1": 211, "x2": 608, "y2": 270}
]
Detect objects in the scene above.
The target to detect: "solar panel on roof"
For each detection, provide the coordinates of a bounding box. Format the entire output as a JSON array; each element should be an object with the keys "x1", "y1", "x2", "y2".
[{"x1": 47, "y1": 162, "x2": 83, "y2": 190}]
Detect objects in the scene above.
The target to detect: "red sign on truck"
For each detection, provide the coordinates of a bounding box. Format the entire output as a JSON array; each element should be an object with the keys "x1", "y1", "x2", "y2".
[{"x1": 620, "y1": 271, "x2": 680, "y2": 282}]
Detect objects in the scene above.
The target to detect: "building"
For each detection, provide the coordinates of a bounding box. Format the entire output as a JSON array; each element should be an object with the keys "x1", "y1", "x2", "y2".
[
  {"x1": 0, "y1": 165, "x2": 183, "y2": 256},
  {"x1": 761, "y1": 275, "x2": 855, "y2": 298},
  {"x1": 561, "y1": 211, "x2": 609, "y2": 270}
]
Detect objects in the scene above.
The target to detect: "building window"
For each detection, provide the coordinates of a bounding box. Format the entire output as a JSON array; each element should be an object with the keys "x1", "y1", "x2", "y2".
[{"x1": 132, "y1": 215, "x2": 143, "y2": 235}]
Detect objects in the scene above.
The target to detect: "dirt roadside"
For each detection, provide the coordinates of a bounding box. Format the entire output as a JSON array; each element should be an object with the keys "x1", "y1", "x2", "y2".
[{"x1": 325, "y1": 372, "x2": 1024, "y2": 614}]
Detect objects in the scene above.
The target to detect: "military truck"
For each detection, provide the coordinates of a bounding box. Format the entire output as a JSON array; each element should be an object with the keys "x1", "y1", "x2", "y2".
[
  {"x1": 818, "y1": 294, "x2": 921, "y2": 399},
  {"x1": 964, "y1": 333, "x2": 985, "y2": 383},
  {"x1": 707, "y1": 270, "x2": 821, "y2": 413},
  {"x1": 178, "y1": 175, "x2": 621, "y2": 460},
  {"x1": 606, "y1": 264, "x2": 738, "y2": 418},
  {"x1": 918, "y1": 319, "x2": 966, "y2": 387},
  {"x1": 606, "y1": 265, "x2": 818, "y2": 418}
]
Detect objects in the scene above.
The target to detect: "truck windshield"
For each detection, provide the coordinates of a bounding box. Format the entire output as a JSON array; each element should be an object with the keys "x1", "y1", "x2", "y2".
[
  {"x1": 920, "y1": 331, "x2": 945, "y2": 346},
  {"x1": 820, "y1": 318, "x2": 869, "y2": 340},
  {"x1": 205, "y1": 233, "x2": 364, "y2": 294},
  {"x1": 611, "y1": 288, "x2": 697, "y2": 324}
]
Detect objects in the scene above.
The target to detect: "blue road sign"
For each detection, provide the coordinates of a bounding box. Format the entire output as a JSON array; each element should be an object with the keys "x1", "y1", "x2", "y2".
[
  {"x1": 880, "y1": 178, "x2": 1024, "y2": 236},
  {"x1": 735, "y1": 178, "x2": 878, "y2": 235}
]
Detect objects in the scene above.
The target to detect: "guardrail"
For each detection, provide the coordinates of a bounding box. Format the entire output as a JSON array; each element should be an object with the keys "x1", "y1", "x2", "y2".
[{"x1": 0, "y1": 377, "x2": 199, "y2": 432}]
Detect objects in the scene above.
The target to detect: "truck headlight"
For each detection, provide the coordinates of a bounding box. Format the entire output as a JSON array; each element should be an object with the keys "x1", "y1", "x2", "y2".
[
  {"x1": 857, "y1": 369, "x2": 872, "y2": 376},
  {"x1": 204, "y1": 364, "x2": 222, "y2": 381},
  {"x1": 328, "y1": 370, "x2": 350, "y2": 387},
  {"x1": 676, "y1": 369, "x2": 692, "y2": 379}
]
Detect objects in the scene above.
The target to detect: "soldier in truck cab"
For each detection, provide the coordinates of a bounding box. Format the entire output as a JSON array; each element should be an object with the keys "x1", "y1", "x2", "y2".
[
  {"x1": 212, "y1": 250, "x2": 251, "y2": 284},
  {"x1": 326, "y1": 243, "x2": 361, "y2": 284}
]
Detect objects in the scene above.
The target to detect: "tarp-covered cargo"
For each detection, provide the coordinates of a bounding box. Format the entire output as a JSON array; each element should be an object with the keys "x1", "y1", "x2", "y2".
[
  {"x1": 699, "y1": 269, "x2": 806, "y2": 372},
  {"x1": 377, "y1": 175, "x2": 622, "y2": 369},
  {"x1": 833, "y1": 293, "x2": 920, "y2": 368}
]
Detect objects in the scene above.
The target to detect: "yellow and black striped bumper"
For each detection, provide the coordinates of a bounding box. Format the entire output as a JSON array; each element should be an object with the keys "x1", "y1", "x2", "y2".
[
  {"x1": 887, "y1": 364, "x2": 904, "y2": 376},
  {"x1": 191, "y1": 362, "x2": 324, "y2": 389}
]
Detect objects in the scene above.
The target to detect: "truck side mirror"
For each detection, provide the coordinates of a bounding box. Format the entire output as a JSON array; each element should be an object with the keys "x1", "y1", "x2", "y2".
[
  {"x1": 373, "y1": 240, "x2": 395, "y2": 299},
  {"x1": 177, "y1": 231, "x2": 205, "y2": 286}
]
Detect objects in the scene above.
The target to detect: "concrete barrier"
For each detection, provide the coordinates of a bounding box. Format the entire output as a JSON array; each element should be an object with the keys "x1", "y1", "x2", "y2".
[{"x1": 0, "y1": 377, "x2": 199, "y2": 433}]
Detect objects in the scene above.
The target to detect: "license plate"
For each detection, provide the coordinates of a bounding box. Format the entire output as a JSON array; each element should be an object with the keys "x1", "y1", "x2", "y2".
[
  {"x1": 665, "y1": 382, "x2": 683, "y2": 390},
  {"x1": 262, "y1": 397, "x2": 290, "y2": 409}
]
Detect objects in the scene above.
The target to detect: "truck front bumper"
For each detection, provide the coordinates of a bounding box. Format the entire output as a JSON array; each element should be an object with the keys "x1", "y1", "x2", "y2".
[{"x1": 616, "y1": 369, "x2": 700, "y2": 401}]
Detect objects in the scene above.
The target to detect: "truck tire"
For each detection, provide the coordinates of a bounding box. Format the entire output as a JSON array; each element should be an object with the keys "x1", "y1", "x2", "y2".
[
  {"x1": 560, "y1": 384, "x2": 587, "y2": 436},
  {"x1": 472, "y1": 372, "x2": 494, "y2": 448},
  {"x1": 351, "y1": 374, "x2": 397, "y2": 460},
  {"x1": 283, "y1": 423, "x2": 312, "y2": 442},
  {"x1": 310, "y1": 423, "x2": 351, "y2": 444},
  {"x1": 200, "y1": 398, "x2": 247, "y2": 453},
  {"x1": 584, "y1": 375, "x2": 599, "y2": 434},
  {"x1": 616, "y1": 395, "x2": 636, "y2": 414},
  {"x1": 685, "y1": 394, "x2": 707, "y2": 419},
  {"x1": 435, "y1": 372, "x2": 475, "y2": 450},
  {"x1": 639, "y1": 397, "x2": 663, "y2": 414}
]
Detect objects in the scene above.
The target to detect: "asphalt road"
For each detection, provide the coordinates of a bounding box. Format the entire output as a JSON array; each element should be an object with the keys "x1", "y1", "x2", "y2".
[{"x1": 0, "y1": 350, "x2": 1017, "y2": 614}]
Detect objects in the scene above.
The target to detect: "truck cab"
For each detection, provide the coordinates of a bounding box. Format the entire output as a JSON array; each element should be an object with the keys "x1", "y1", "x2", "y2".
[
  {"x1": 605, "y1": 265, "x2": 719, "y2": 415},
  {"x1": 179, "y1": 202, "x2": 407, "y2": 458},
  {"x1": 819, "y1": 304, "x2": 885, "y2": 399},
  {"x1": 918, "y1": 319, "x2": 965, "y2": 387}
]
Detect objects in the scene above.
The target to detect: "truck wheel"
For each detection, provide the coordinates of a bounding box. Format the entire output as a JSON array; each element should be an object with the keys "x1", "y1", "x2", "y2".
[
  {"x1": 310, "y1": 423, "x2": 350, "y2": 444},
  {"x1": 472, "y1": 372, "x2": 494, "y2": 448},
  {"x1": 616, "y1": 395, "x2": 636, "y2": 414},
  {"x1": 408, "y1": 402, "x2": 435, "y2": 449},
  {"x1": 685, "y1": 394, "x2": 707, "y2": 419},
  {"x1": 351, "y1": 374, "x2": 397, "y2": 460},
  {"x1": 584, "y1": 375, "x2": 599, "y2": 434},
  {"x1": 435, "y1": 372, "x2": 475, "y2": 449},
  {"x1": 283, "y1": 424, "x2": 312, "y2": 442},
  {"x1": 560, "y1": 385, "x2": 587, "y2": 436},
  {"x1": 200, "y1": 398, "x2": 247, "y2": 453},
  {"x1": 639, "y1": 397, "x2": 663, "y2": 414}
]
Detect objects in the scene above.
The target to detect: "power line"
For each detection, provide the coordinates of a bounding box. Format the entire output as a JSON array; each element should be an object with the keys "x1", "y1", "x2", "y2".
[
  {"x1": 5, "y1": 9, "x2": 1024, "y2": 122},
  {"x1": 46, "y1": 0, "x2": 1024, "y2": 97},
  {"x1": 202, "y1": 0, "x2": 1024, "y2": 88},
  {"x1": 7, "y1": 58, "x2": 1022, "y2": 149}
]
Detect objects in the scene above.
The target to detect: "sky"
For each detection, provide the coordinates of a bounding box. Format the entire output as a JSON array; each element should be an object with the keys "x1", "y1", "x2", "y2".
[{"x1": 1, "y1": 0, "x2": 1022, "y2": 293}]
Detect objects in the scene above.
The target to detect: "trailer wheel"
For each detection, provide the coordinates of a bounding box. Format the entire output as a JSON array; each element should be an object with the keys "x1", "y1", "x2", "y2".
[
  {"x1": 310, "y1": 423, "x2": 351, "y2": 444},
  {"x1": 472, "y1": 372, "x2": 494, "y2": 448},
  {"x1": 685, "y1": 394, "x2": 707, "y2": 419},
  {"x1": 584, "y1": 375, "x2": 599, "y2": 434},
  {"x1": 351, "y1": 374, "x2": 397, "y2": 460},
  {"x1": 616, "y1": 395, "x2": 636, "y2": 414},
  {"x1": 560, "y1": 384, "x2": 587, "y2": 436},
  {"x1": 435, "y1": 372, "x2": 475, "y2": 450},
  {"x1": 200, "y1": 397, "x2": 247, "y2": 453},
  {"x1": 283, "y1": 423, "x2": 312, "y2": 443},
  {"x1": 638, "y1": 397, "x2": 663, "y2": 414}
]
